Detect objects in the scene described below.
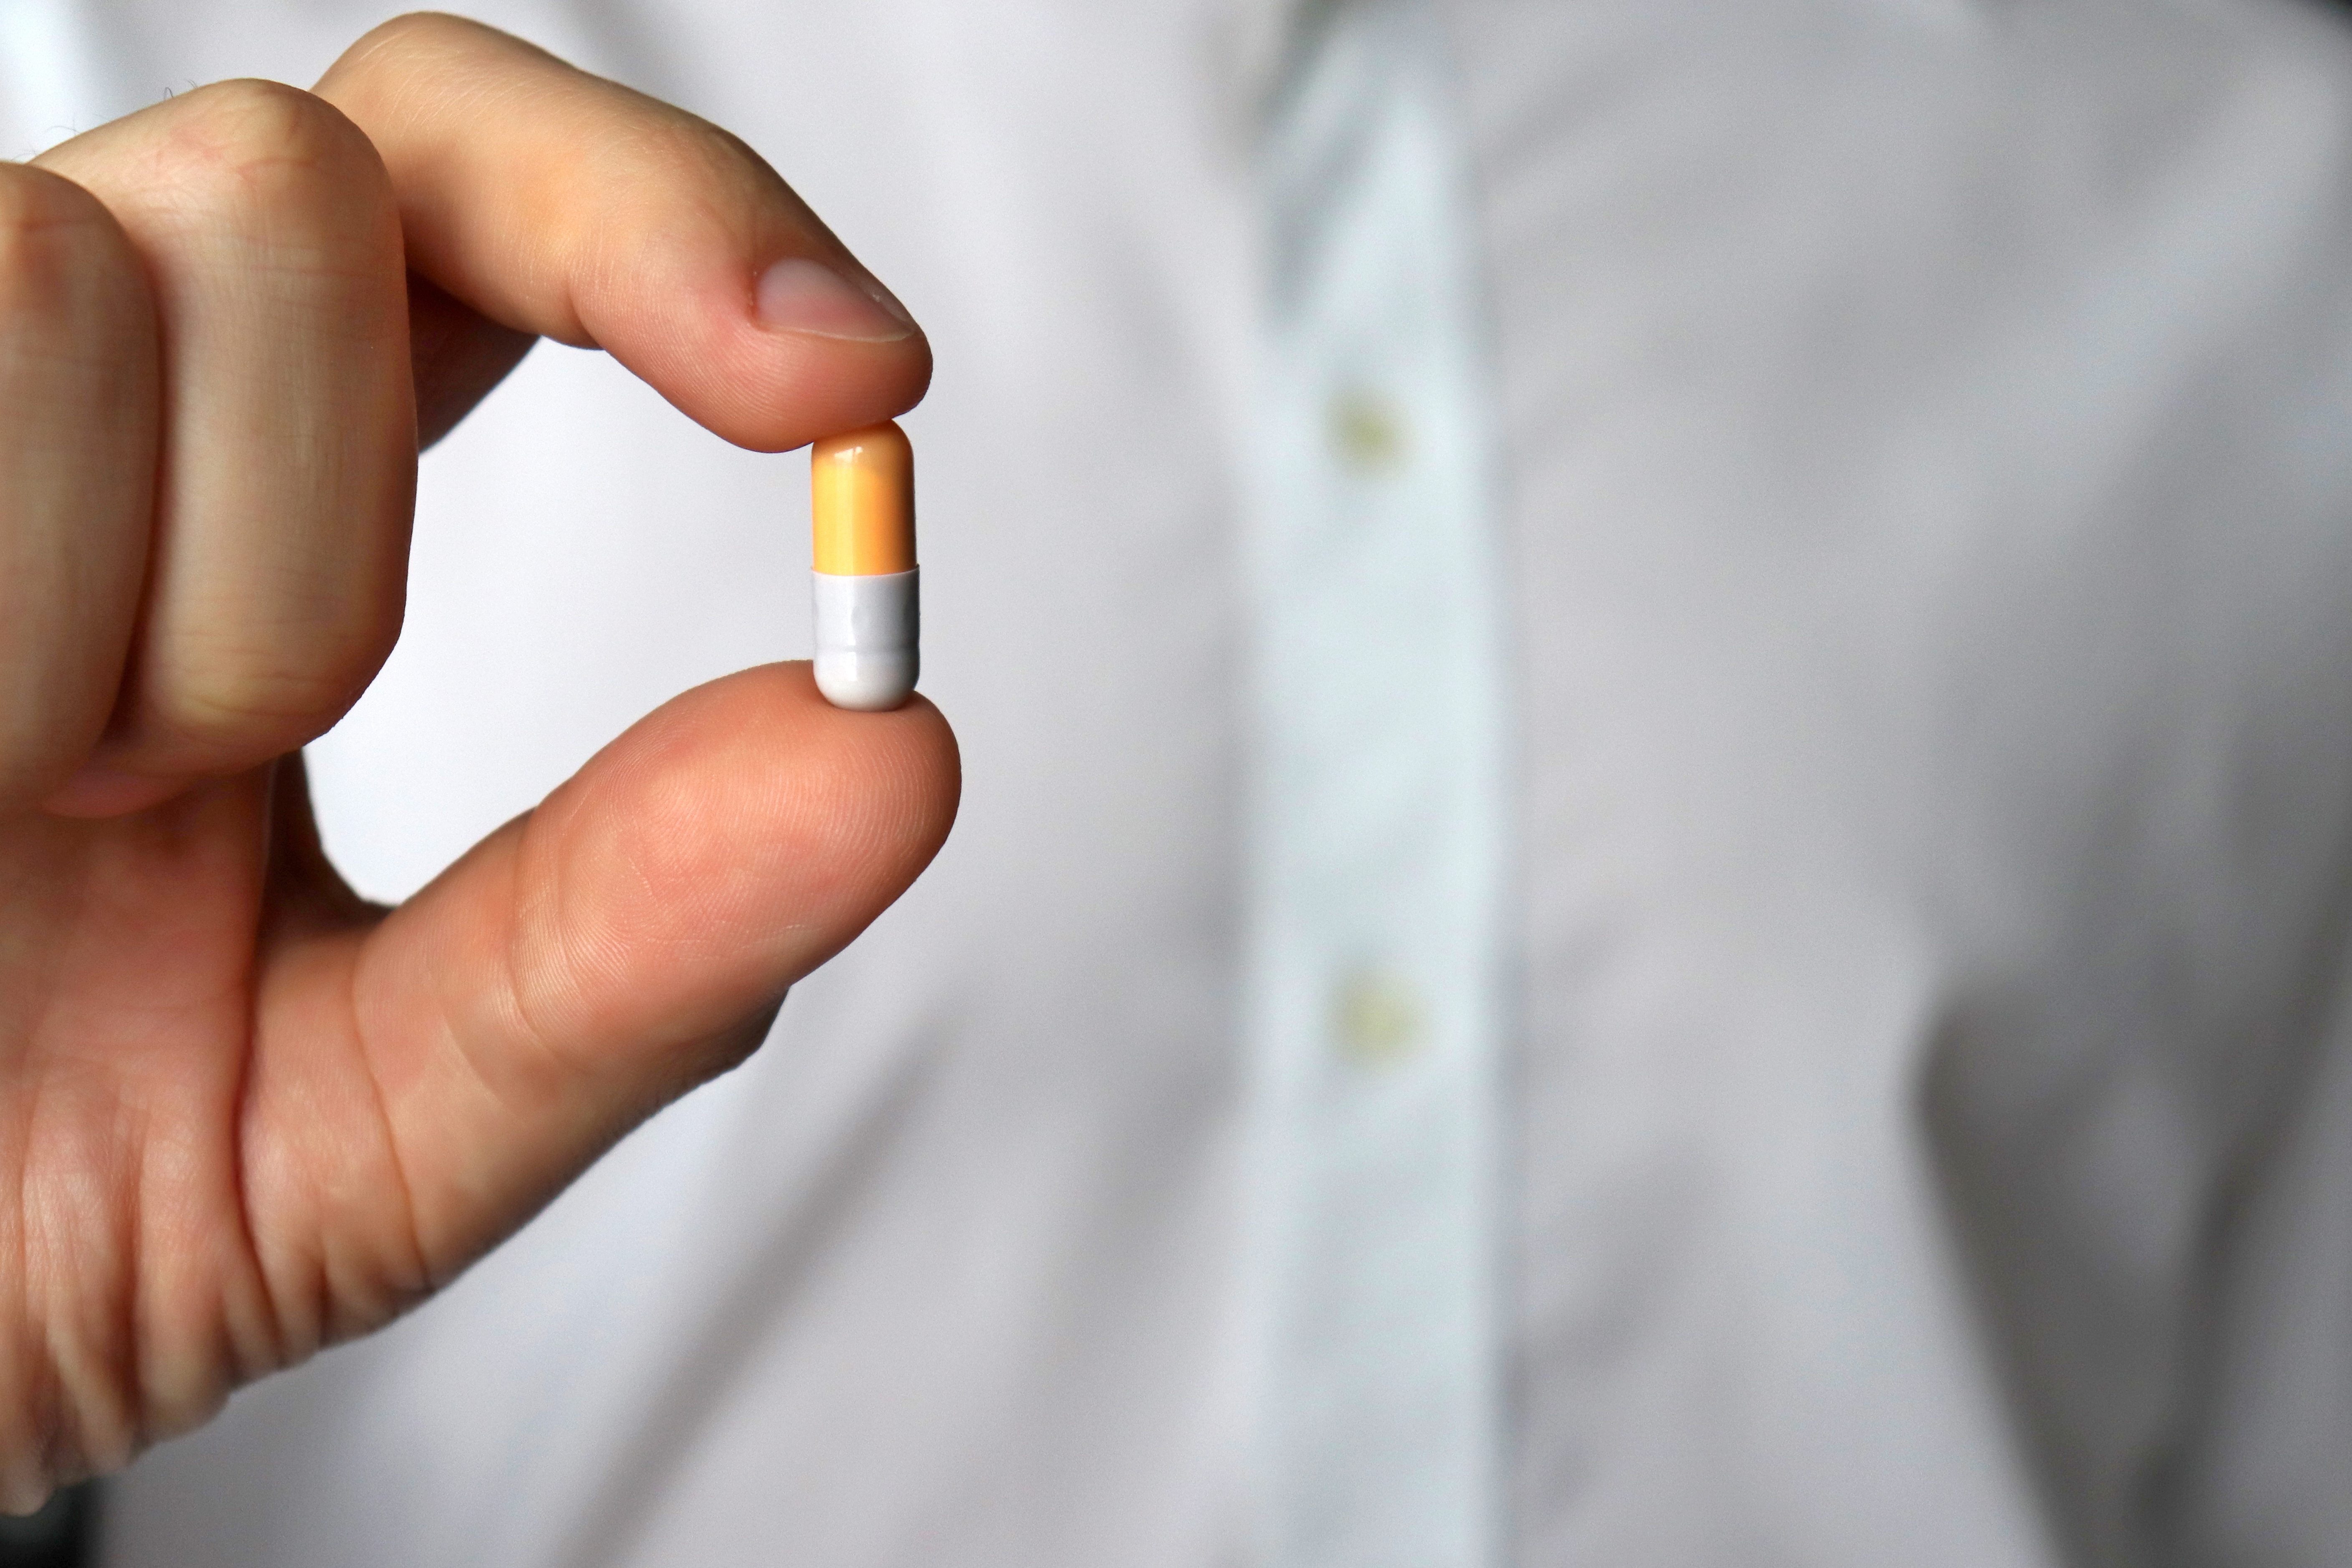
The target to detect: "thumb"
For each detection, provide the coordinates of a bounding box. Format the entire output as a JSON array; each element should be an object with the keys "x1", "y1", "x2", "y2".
[{"x1": 254, "y1": 663, "x2": 957, "y2": 1303}]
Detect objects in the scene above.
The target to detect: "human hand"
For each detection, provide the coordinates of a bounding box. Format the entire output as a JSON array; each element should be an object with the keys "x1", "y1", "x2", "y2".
[{"x1": 0, "y1": 12, "x2": 957, "y2": 1504}]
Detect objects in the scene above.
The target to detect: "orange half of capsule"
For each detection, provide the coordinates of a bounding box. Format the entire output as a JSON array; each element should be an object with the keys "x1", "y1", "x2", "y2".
[{"x1": 811, "y1": 421, "x2": 916, "y2": 575}]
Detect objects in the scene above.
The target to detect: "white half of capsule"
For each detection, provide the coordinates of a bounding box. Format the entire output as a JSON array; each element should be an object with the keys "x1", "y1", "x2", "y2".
[{"x1": 812, "y1": 568, "x2": 919, "y2": 711}]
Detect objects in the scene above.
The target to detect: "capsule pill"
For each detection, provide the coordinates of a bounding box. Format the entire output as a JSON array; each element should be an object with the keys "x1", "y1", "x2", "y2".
[{"x1": 809, "y1": 420, "x2": 918, "y2": 711}]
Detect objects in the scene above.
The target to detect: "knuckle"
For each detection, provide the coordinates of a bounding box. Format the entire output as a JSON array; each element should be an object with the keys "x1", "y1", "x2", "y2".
[
  {"x1": 154, "y1": 80, "x2": 392, "y2": 235},
  {"x1": 0, "y1": 166, "x2": 121, "y2": 311},
  {"x1": 358, "y1": 11, "x2": 488, "y2": 58},
  {"x1": 169, "y1": 78, "x2": 342, "y2": 163},
  {"x1": 0, "y1": 161, "x2": 101, "y2": 238},
  {"x1": 324, "y1": 13, "x2": 513, "y2": 108}
]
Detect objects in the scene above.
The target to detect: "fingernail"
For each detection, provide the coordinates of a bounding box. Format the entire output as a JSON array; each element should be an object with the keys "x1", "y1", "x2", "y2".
[{"x1": 755, "y1": 257, "x2": 916, "y2": 342}]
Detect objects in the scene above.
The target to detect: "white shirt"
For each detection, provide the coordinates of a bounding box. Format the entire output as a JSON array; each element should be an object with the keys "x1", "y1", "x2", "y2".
[
  {"x1": 4, "y1": 1, "x2": 2351, "y2": 1564},
  {"x1": 1245, "y1": 3, "x2": 1508, "y2": 1563}
]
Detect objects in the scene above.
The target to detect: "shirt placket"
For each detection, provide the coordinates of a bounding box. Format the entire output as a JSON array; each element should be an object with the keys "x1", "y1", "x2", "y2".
[{"x1": 1241, "y1": 0, "x2": 1513, "y2": 1562}]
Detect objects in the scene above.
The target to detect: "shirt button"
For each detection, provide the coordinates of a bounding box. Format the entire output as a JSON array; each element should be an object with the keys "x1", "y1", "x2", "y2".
[
  {"x1": 1332, "y1": 967, "x2": 1426, "y2": 1066},
  {"x1": 1328, "y1": 387, "x2": 1408, "y2": 476}
]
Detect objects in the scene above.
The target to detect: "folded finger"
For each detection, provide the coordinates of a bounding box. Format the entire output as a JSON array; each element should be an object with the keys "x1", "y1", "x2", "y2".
[
  {"x1": 37, "y1": 82, "x2": 416, "y2": 797},
  {"x1": 0, "y1": 164, "x2": 158, "y2": 810}
]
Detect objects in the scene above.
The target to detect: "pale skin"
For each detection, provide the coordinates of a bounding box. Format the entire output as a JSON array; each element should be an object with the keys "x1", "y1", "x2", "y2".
[{"x1": 0, "y1": 12, "x2": 961, "y2": 1505}]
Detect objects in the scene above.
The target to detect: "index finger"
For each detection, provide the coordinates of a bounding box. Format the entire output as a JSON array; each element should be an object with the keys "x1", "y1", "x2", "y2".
[{"x1": 315, "y1": 13, "x2": 930, "y2": 452}]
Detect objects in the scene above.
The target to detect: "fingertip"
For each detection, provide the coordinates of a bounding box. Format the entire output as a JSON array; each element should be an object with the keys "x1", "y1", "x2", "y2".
[
  {"x1": 665, "y1": 662, "x2": 959, "y2": 877},
  {"x1": 626, "y1": 267, "x2": 933, "y2": 454},
  {"x1": 523, "y1": 663, "x2": 957, "y2": 1041}
]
